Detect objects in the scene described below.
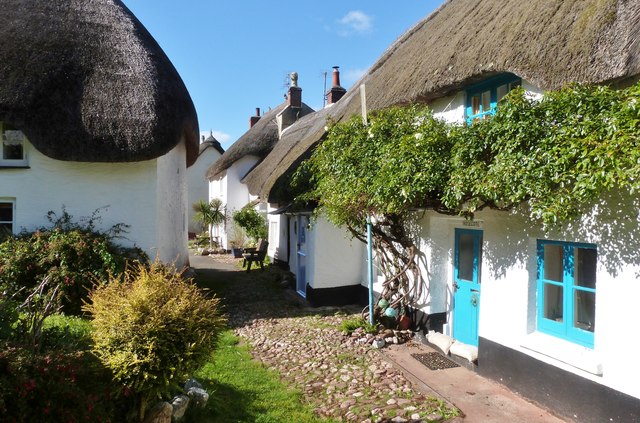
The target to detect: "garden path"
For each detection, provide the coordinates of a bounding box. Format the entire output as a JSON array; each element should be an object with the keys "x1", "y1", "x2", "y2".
[{"x1": 191, "y1": 253, "x2": 566, "y2": 423}]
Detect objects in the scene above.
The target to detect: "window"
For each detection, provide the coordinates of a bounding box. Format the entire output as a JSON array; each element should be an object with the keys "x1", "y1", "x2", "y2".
[
  {"x1": 0, "y1": 200, "x2": 14, "y2": 238},
  {"x1": 537, "y1": 240, "x2": 596, "y2": 348},
  {"x1": 466, "y1": 74, "x2": 521, "y2": 124},
  {"x1": 1, "y1": 122, "x2": 27, "y2": 166}
]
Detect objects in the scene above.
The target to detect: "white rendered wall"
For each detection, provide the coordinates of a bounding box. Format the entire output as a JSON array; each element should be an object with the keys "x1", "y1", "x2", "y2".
[
  {"x1": 430, "y1": 92, "x2": 465, "y2": 124},
  {"x1": 307, "y1": 216, "x2": 366, "y2": 289},
  {"x1": 187, "y1": 146, "x2": 221, "y2": 234},
  {"x1": 0, "y1": 140, "x2": 160, "y2": 261},
  {"x1": 156, "y1": 139, "x2": 189, "y2": 267},
  {"x1": 409, "y1": 189, "x2": 640, "y2": 400},
  {"x1": 267, "y1": 205, "x2": 288, "y2": 263},
  {"x1": 208, "y1": 155, "x2": 259, "y2": 249}
]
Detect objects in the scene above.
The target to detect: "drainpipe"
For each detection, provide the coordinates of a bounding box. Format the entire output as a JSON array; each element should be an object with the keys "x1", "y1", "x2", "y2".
[
  {"x1": 367, "y1": 216, "x2": 374, "y2": 325},
  {"x1": 360, "y1": 84, "x2": 374, "y2": 325}
]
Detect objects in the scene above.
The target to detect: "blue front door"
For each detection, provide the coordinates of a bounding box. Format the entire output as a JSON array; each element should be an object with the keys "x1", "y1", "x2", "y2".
[{"x1": 453, "y1": 229, "x2": 483, "y2": 346}]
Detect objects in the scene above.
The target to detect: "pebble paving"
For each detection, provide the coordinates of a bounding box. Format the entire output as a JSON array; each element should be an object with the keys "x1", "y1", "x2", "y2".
[{"x1": 201, "y1": 253, "x2": 458, "y2": 423}]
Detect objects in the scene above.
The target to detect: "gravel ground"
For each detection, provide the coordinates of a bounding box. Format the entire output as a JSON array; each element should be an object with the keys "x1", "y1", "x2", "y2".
[{"x1": 196, "y1": 253, "x2": 459, "y2": 423}]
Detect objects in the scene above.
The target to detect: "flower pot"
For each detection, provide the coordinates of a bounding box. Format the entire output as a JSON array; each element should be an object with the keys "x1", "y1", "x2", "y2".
[{"x1": 398, "y1": 315, "x2": 411, "y2": 330}]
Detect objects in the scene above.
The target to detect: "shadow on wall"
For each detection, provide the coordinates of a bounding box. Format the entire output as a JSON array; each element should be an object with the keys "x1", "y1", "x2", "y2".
[{"x1": 482, "y1": 189, "x2": 640, "y2": 279}]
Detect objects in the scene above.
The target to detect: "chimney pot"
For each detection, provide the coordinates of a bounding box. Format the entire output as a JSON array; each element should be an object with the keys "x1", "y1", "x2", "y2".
[
  {"x1": 287, "y1": 71, "x2": 302, "y2": 108},
  {"x1": 327, "y1": 65, "x2": 346, "y2": 105},
  {"x1": 332, "y1": 66, "x2": 341, "y2": 88},
  {"x1": 249, "y1": 107, "x2": 262, "y2": 128}
]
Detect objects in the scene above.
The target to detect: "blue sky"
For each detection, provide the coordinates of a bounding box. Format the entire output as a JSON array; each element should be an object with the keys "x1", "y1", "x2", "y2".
[{"x1": 122, "y1": 1, "x2": 444, "y2": 149}]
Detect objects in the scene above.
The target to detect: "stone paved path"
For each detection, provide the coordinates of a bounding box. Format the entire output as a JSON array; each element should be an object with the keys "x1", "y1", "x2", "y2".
[{"x1": 192, "y1": 253, "x2": 459, "y2": 423}]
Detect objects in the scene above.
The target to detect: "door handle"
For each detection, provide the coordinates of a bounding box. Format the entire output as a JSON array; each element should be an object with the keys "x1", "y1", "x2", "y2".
[{"x1": 453, "y1": 282, "x2": 459, "y2": 290}]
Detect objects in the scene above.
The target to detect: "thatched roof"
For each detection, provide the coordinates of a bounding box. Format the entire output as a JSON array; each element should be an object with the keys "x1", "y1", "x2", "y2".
[
  {"x1": 247, "y1": 0, "x2": 640, "y2": 203},
  {"x1": 0, "y1": 0, "x2": 199, "y2": 166},
  {"x1": 338, "y1": 0, "x2": 640, "y2": 116},
  {"x1": 244, "y1": 107, "x2": 331, "y2": 202},
  {"x1": 200, "y1": 133, "x2": 224, "y2": 156},
  {"x1": 206, "y1": 101, "x2": 314, "y2": 180}
]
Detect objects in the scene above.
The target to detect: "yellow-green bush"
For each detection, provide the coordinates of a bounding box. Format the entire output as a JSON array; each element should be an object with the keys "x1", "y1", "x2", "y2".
[{"x1": 84, "y1": 261, "x2": 226, "y2": 421}]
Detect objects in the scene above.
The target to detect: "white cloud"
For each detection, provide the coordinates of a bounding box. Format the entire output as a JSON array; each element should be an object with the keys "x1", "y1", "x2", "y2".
[{"x1": 336, "y1": 10, "x2": 373, "y2": 36}]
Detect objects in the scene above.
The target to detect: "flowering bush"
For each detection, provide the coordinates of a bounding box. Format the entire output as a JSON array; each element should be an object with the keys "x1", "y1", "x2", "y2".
[
  {"x1": 0, "y1": 209, "x2": 147, "y2": 315},
  {"x1": 0, "y1": 348, "x2": 118, "y2": 422}
]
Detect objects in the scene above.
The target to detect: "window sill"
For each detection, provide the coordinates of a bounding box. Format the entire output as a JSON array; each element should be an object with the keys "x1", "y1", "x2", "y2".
[
  {"x1": 0, "y1": 165, "x2": 29, "y2": 169},
  {"x1": 521, "y1": 331, "x2": 602, "y2": 376}
]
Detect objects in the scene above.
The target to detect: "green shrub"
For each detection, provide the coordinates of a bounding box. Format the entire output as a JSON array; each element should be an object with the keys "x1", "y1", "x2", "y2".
[
  {"x1": 0, "y1": 209, "x2": 147, "y2": 315},
  {"x1": 232, "y1": 206, "x2": 267, "y2": 243},
  {"x1": 40, "y1": 314, "x2": 93, "y2": 352},
  {"x1": 84, "y1": 261, "x2": 226, "y2": 421}
]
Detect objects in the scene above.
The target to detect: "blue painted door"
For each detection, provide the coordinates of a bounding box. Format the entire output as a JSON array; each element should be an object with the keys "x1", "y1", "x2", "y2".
[
  {"x1": 453, "y1": 229, "x2": 483, "y2": 346},
  {"x1": 296, "y1": 215, "x2": 308, "y2": 297}
]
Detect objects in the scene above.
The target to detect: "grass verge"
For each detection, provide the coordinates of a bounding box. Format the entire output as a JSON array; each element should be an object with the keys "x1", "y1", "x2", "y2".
[{"x1": 188, "y1": 330, "x2": 338, "y2": 423}]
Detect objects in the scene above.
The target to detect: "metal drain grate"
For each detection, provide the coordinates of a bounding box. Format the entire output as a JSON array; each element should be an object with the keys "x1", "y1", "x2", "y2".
[{"x1": 411, "y1": 352, "x2": 460, "y2": 370}]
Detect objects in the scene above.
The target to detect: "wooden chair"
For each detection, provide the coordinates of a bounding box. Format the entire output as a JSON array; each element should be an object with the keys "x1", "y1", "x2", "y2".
[{"x1": 242, "y1": 239, "x2": 269, "y2": 273}]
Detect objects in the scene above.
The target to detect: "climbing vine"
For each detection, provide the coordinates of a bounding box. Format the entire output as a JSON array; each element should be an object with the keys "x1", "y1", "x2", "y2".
[{"x1": 297, "y1": 82, "x2": 640, "y2": 319}]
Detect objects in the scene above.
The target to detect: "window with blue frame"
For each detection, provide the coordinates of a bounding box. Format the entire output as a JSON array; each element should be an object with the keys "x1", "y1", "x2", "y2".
[
  {"x1": 537, "y1": 240, "x2": 597, "y2": 348},
  {"x1": 465, "y1": 74, "x2": 521, "y2": 124}
]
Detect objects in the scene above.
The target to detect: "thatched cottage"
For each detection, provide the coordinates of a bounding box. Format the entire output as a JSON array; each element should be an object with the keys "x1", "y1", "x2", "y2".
[
  {"x1": 240, "y1": 0, "x2": 640, "y2": 421},
  {"x1": 242, "y1": 67, "x2": 366, "y2": 305},
  {"x1": 0, "y1": 0, "x2": 199, "y2": 266},
  {"x1": 206, "y1": 73, "x2": 313, "y2": 249},
  {"x1": 187, "y1": 133, "x2": 224, "y2": 236}
]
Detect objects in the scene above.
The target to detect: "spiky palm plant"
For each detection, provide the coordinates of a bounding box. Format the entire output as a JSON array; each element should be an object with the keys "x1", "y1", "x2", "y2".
[{"x1": 192, "y1": 198, "x2": 226, "y2": 249}]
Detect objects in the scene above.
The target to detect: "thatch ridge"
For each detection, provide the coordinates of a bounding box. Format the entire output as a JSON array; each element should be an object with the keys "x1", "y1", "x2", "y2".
[
  {"x1": 244, "y1": 107, "x2": 332, "y2": 200},
  {"x1": 206, "y1": 102, "x2": 314, "y2": 180},
  {"x1": 0, "y1": 0, "x2": 199, "y2": 166},
  {"x1": 200, "y1": 134, "x2": 224, "y2": 156},
  {"x1": 245, "y1": 0, "x2": 640, "y2": 203}
]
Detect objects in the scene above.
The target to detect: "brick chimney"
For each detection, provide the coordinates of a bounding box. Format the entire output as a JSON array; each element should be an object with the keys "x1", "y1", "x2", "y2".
[
  {"x1": 249, "y1": 107, "x2": 261, "y2": 128},
  {"x1": 327, "y1": 66, "x2": 346, "y2": 105},
  {"x1": 287, "y1": 71, "x2": 302, "y2": 108}
]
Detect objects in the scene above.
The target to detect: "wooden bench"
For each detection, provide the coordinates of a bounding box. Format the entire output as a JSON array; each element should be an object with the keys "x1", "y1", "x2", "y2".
[{"x1": 242, "y1": 240, "x2": 268, "y2": 273}]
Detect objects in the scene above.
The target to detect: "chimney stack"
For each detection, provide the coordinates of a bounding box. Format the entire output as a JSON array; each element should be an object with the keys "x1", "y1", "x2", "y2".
[
  {"x1": 287, "y1": 71, "x2": 302, "y2": 108},
  {"x1": 249, "y1": 107, "x2": 261, "y2": 128},
  {"x1": 327, "y1": 66, "x2": 346, "y2": 105}
]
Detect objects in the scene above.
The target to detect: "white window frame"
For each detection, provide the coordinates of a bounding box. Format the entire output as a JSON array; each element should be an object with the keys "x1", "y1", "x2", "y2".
[
  {"x1": 0, "y1": 199, "x2": 15, "y2": 237},
  {"x1": 1, "y1": 122, "x2": 28, "y2": 166}
]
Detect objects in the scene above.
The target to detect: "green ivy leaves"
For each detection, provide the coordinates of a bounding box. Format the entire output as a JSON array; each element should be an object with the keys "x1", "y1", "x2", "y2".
[{"x1": 301, "y1": 82, "x2": 640, "y2": 229}]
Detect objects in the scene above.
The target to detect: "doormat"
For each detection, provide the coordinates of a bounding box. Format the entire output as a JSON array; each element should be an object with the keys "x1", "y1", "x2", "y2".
[{"x1": 411, "y1": 352, "x2": 460, "y2": 370}]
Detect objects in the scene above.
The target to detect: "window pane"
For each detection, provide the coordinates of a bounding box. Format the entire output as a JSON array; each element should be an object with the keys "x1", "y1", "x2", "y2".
[
  {"x1": 0, "y1": 203, "x2": 12, "y2": 222},
  {"x1": 497, "y1": 84, "x2": 508, "y2": 102},
  {"x1": 543, "y1": 283, "x2": 563, "y2": 322},
  {"x1": 543, "y1": 244, "x2": 563, "y2": 282},
  {"x1": 2, "y1": 141, "x2": 23, "y2": 160},
  {"x1": 481, "y1": 90, "x2": 491, "y2": 113},
  {"x1": 471, "y1": 95, "x2": 481, "y2": 115},
  {"x1": 458, "y1": 233, "x2": 475, "y2": 281},
  {"x1": 574, "y1": 247, "x2": 596, "y2": 289},
  {"x1": 574, "y1": 290, "x2": 595, "y2": 332},
  {"x1": 0, "y1": 223, "x2": 11, "y2": 238}
]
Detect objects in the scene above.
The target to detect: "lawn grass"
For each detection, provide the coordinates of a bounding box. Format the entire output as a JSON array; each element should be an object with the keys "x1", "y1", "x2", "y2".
[{"x1": 188, "y1": 330, "x2": 338, "y2": 423}]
